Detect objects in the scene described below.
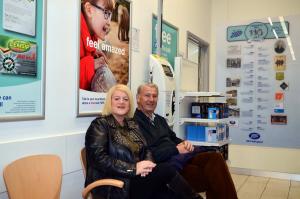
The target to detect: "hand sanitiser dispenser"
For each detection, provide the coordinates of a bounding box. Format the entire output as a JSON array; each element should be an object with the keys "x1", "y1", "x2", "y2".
[{"x1": 149, "y1": 54, "x2": 175, "y2": 125}]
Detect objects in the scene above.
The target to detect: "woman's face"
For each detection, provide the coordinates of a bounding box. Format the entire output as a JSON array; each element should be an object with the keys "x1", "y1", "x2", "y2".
[
  {"x1": 88, "y1": 0, "x2": 112, "y2": 40},
  {"x1": 111, "y1": 90, "x2": 130, "y2": 118}
]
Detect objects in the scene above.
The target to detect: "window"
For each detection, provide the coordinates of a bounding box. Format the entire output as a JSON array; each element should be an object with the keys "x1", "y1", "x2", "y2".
[{"x1": 187, "y1": 31, "x2": 209, "y2": 91}]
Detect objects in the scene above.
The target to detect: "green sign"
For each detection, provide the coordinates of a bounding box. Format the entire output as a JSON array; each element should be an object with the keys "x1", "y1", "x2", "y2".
[{"x1": 152, "y1": 15, "x2": 178, "y2": 68}]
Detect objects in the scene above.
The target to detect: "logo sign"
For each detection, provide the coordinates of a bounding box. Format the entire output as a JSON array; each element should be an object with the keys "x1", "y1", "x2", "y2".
[
  {"x1": 245, "y1": 22, "x2": 268, "y2": 41},
  {"x1": 227, "y1": 21, "x2": 289, "y2": 42},
  {"x1": 8, "y1": 39, "x2": 31, "y2": 52},
  {"x1": 249, "y1": 132, "x2": 261, "y2": 140}
]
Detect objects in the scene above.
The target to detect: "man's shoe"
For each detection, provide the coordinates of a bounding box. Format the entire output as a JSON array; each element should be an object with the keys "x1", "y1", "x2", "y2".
[{"x1": 168, "y1": 173, "x2": 204, "y2": 199}]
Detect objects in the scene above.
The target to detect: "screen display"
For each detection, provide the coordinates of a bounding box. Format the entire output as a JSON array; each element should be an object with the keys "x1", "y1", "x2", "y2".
[{"x1": 161, "y1": 64, "x2": 173, "y2": 77}]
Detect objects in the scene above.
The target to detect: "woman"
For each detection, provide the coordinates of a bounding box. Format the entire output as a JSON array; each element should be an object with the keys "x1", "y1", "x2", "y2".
[
  {"x1": 85, "y1": 84, "x2": 202, "y2": 199},
  {"x1": 80, "y1": 0, "x2": 116, "y2": 91}
]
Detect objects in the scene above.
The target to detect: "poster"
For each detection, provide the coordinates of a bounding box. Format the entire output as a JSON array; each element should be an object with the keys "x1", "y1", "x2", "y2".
[
  {"x1": 216, "y1": 15, "x2": 300, "y2": 148},
  {"x1": 78, "y1": 0, "x2": 131, "y2": 116},
  {"x1": 0, "y1": 0, "x2": 45, "y2": 122}
]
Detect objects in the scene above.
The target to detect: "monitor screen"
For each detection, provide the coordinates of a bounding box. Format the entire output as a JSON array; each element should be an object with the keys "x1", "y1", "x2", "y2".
[{"x1": 161, "y1": 64, "x2": 173, "y2": 77}]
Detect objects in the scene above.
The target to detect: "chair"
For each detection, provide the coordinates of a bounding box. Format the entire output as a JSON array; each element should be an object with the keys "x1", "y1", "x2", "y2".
[
  {"x1": 3, "y1": 154, "x2": 62, "y2": 199},
  {"x1": 80, "y1": 147, "x2": 124, "y2": 199}
]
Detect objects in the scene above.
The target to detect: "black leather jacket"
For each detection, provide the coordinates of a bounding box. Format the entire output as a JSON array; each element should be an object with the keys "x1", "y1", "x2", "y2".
[{"x1": 85, "y1": 115, "x2": 153, "y2": 199}]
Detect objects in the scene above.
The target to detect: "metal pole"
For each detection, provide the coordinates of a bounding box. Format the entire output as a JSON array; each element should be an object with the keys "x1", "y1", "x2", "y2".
[
  {"x1": 150, "y1": 0, "x2": 163, "y2": 83},
  {"x1": 156, "y1": 0, "x2": 163, "y2": 56}
]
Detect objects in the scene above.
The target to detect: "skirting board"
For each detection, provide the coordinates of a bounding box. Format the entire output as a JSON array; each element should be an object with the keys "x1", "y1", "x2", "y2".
[{"x1": 230, "y1": 167, "x2": 300, "y2": 182}]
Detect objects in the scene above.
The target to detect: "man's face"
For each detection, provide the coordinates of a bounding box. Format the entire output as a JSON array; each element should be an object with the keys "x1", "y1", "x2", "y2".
[{"x1": 137, "y1": 86, "x2": 158, "y2": 115}]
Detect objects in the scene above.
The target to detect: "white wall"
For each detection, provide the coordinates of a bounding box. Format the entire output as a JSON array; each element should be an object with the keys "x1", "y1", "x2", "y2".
[
  {"x1": 0, "y1": 0, "x2": 211, "y2": 198},
  {"x1": 163, "y1": 0, "x2": 212, "y2": 56},
  {"x1": 210, "y1": 0, "x2": 300, "y2": 174}
]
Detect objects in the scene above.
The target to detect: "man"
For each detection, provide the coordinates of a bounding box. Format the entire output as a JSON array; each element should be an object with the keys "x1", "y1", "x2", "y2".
[{"x1": 134, "y1": 83, "x2": 238, "y2": 199}]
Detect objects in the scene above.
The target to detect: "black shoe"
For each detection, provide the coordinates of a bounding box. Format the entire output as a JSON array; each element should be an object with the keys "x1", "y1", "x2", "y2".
[{"x1": 167, "y1": 173, "x2": 204, "y2": 199}]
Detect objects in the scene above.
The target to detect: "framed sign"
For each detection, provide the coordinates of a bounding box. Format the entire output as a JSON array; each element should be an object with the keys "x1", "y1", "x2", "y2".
[
  {"x1": 152, "y1": 15, "x2": 178, "y2": 67},
  {"x1": 0, "y1": 0, "x2": 46, "y2": 122},
  {"x1": 78, "y1": 0, "x2": 131, "y2": 116}
]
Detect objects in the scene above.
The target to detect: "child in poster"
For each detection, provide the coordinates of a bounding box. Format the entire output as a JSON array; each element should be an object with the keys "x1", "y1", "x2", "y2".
[
  {"x1": 80, "y1": 0, "x2": 115, "y2": 92},
  {"x1": 80, "y1": 0, "x2": 130, "y2": 93}
]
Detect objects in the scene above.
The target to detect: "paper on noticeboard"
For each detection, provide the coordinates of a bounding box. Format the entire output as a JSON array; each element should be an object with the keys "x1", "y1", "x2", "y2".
[{"x1": 3, "y1": 0, "x2": 36, "y2": 36}]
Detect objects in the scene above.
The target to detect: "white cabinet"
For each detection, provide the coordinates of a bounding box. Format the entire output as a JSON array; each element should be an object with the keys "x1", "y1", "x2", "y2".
[{"x1": 174, "y1": 57, "x2": 230, "y2": 159}]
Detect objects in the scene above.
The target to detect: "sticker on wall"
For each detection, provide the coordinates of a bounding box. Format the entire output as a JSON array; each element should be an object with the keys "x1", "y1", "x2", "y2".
[
  {"x1": 226, "y1": 97, "x2": 237, "y2": 106},
  {"x1": 275, "y1": 72, "x2": 284, "y2": 81},
  {"x1": 226, "y1": 77, "x2": 241, "y2": 87},
  {"x1": 226, "y1": 89, "x2": 237, "y2": 97},
  {"x1": 277, "y1": 81, "x2": 289, "y2": 91},
  {"x1": 274, "y1": 55, "x2": 286, "y2": 71},
  {"x1": 274, "y1": 103, "x2": 284, "y2": 113},
  {"x1": 271, "y1": 115, "x2": 287, "y2": 125},
  {"x1": 275, "y1": 92, "x2": 284, "y2": 101},
  {"x1": 227, "y1": 45, "x2": 241, "y2": 56},
  {"x1": 228, "y1": 119, "x2": 239, "y2": 127},
  {"x1": 227, "y1": 58, "x2": 241, "y2": 68},
  {"x1": 274, "y1": 39, "x2": 286, "y2": 54},
  {"x1": 228, "y1": 107, "x2": 240, "y2": 117},
  {"x1": 131, "y1": 27, "x2": 140, "y2": 52}
]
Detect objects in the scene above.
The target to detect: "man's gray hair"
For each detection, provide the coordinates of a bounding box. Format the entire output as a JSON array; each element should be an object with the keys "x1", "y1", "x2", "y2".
[{"x1": 137, "y1": 83, "x2": 159, "y2": 95}]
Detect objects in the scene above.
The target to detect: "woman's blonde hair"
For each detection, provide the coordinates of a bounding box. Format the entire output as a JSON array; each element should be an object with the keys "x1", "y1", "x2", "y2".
[{"x1": 102, "y1": 84, "x2": 134, "y2": 117}]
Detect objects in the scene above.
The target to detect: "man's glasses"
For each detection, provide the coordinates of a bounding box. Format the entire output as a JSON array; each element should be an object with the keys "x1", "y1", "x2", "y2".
[{"x1": 90, "y1": 2, "x2": 112, "y2": 20}]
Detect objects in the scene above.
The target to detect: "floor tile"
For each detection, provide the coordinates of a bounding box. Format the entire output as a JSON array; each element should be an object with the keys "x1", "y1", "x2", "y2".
[
  {"x1": 205, "y1": 174, "x2": 300, "y2": 199},
  {"x1": 291, "y1": 180, "x2": 300, "y2": 187},
  {"x1": 288, "y1": 186, "x2": 300, "y2": 199},
  {"x1": 261, "y1": 178, "x2": 290, "y2": 199},
  {"x1": 231, "y1": 173, "x2": 248, "y2": 191},
  {"x1": 237, "y1": 176, "x2": 269, "y2": 199}
]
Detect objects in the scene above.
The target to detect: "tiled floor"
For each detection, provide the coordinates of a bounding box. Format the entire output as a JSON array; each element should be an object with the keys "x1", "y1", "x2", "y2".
[
  {"x1": 199, "y1": 174, "x2": 300, "y2": 199},
  {"x1": 231, "y1": 174, "x2": 300, "y2": 199}
]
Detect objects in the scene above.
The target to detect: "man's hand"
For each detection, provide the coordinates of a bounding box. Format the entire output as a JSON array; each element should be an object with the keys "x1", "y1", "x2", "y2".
[
  {"x1": 136, "y1": 160, "x2": 156, "y2": 177},
  {"x1": 176, "y1": 140, "x2": 194, "y2": 154}
]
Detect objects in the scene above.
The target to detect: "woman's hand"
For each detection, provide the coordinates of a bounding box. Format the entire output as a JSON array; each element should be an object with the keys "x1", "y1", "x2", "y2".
[{"x1": 136, "y1": 160, "x2": 156, "y2": 177}]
